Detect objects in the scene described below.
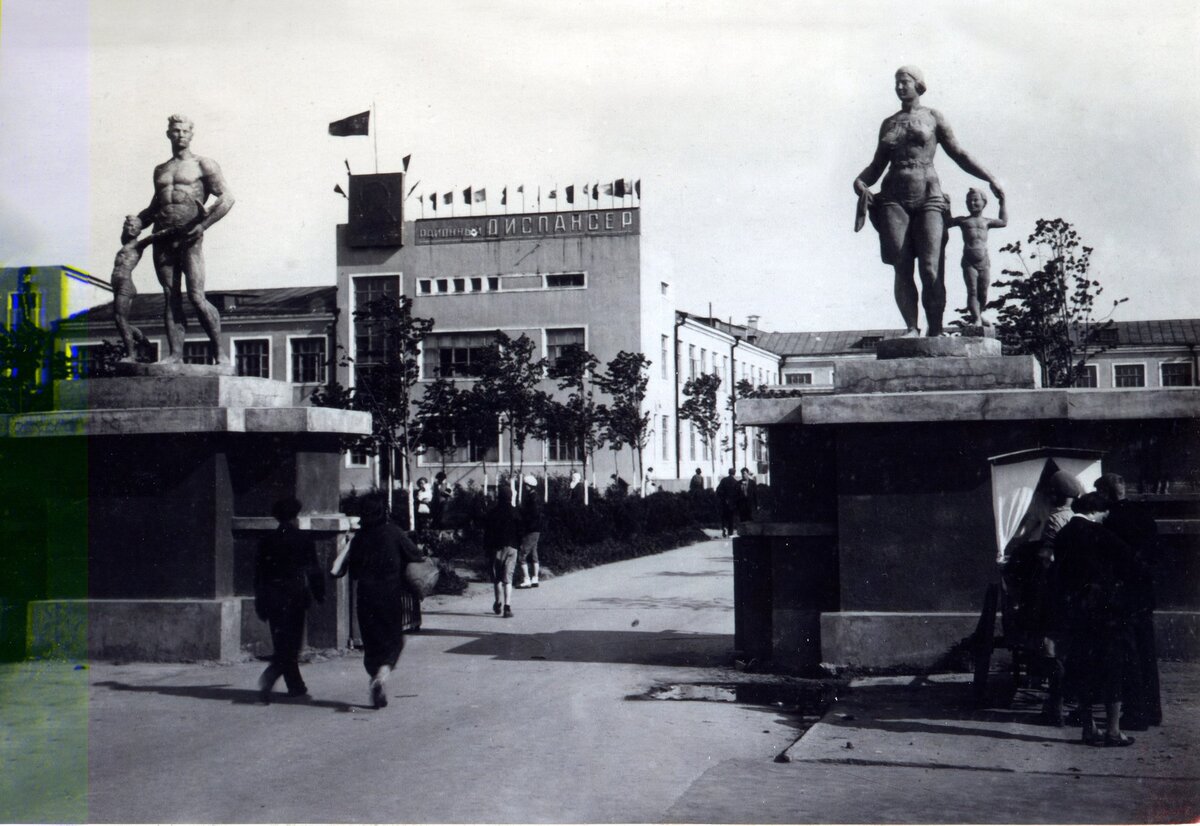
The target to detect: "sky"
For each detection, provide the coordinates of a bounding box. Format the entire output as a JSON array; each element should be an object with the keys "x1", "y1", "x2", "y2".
[{"x1": 1, "y1": 0, "x2": 1197, "y2": 331}]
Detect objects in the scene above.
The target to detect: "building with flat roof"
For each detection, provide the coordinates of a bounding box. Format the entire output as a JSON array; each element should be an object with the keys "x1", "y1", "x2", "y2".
[{"x1": 335, "y1": 206, "x2": 778, "y2": 491}]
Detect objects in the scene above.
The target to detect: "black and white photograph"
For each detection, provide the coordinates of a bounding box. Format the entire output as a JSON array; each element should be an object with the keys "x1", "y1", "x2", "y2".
[{"x1": 1, "y1": 1, "x2": 1198, "y2": 822}]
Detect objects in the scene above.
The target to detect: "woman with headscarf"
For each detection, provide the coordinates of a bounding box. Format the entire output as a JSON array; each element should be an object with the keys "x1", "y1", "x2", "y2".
[
  {"x1": 853, "y1": 66, "x2": 1004, "y2": 337},
  {"x1": 336, "y1": 494, "x2": 424, "y2": 709},
  {"x1": 1054, "y1": 492, "x2": 1140, "y2": 746}
]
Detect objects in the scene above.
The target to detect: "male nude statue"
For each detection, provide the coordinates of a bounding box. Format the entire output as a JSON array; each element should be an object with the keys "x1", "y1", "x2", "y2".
[{"x1": 127, "y1": 114, "x2": 235, "y2": 364}]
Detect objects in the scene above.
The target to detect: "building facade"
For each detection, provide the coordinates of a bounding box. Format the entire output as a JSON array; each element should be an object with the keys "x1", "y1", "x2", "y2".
[{"x1": 335, "y1": 207, "x2": 777, "y2": 492}]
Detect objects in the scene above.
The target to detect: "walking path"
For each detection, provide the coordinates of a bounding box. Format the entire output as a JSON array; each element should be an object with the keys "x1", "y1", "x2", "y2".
[{"x1": 3, "y1": 535, "x2": 1198, "y2": 823}]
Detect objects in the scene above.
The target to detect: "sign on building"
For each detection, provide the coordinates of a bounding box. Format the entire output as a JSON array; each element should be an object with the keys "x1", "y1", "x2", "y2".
[
  {"x1": 415, "y1": 208, "x2": 639, "y2": 245},
  {"x1": 347, "y1": 173, "x2": 404, "y2": 247}
]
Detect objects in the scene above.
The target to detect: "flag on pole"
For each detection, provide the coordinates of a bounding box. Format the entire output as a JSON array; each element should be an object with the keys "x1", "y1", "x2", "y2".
[
  {"x1": 329, "y1": 111, "x2": 370, "y2": 136},
  {"x1": 548, "y1": 189, "x2": 557, "y2": 200},
  {"x1": 463, "y1": 186, "x2": 472, "y2": 203},
  {"x1": 402, "y1": 154, "x2": 412, "y2": 172},
  {"x1": 501, "y1": 187, "x2": 508, "y2": 206},
  {"x1": 430, "y1": 193, "x2": 437, "y2": 211},
  {"x1": 334, "y1": 184, "x2": 347, "y2": 198},
  {"x1": 565, "y1": 185, "x2": 575, "y2": 204},
  {"x1": 635, "y1": 179, "x2": 641, "y2": 198},
  {"x1": 614, "y1": 179, "x2": 627, "y2": 198},
  {"x1": 602, "y1": 183, "x2": 614, "y2": 196},
  {"x1": 591, "y1": 182, "x2": 600, "y2": 201},
  {"x1": 473, "y1": 188, "x2": 486, "y2": 203},
  {"x1": 443, "y1": 192, "x2": 452, "y2": 205},
  {"x1": 406, "y1": 180, "x2": 421, "y2": 198}
]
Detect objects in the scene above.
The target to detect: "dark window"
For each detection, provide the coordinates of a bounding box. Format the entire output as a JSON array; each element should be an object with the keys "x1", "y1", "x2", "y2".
[
  {"x1": 470, "y1": 277, "x2": 483, "y2": 292},
  {"x1": 545, "y1": 272, "x2": 585, "y2": 288},
  {"x1": 432, "y1": 425, "x2": 499, "y2": 464},
  {"x1": 348, "y1": 449, "x2": 369, "y2": 467},
  {"x1": 487, "y1": 277, "x2": 500, "y2": 291},
  {"x1": 548, "y1": 434, "x2": 581, "y2": 462},
  {"x1": 234, "y1": 339, "x2": 270, "y2": 378},
  {"x1": 453, "y1": 278, "x2": 466, "y2": 293},
  {"x1": 546, "y1": 328, "x2": 585, "y2": 366},
  {"x1": 183, "y1": 341, "x2": 214, "y2": 365},
  {"x1": 1114, "y1": 364, "x2": 1145, "y2": 388},
  {"x1": 291, "y1": 337, "x2": 327, "y2": 383},
  {"x1": 785, "y1": 373, "x2": 813, "y2": 385},
  {"x1": 1073, "y1": 365, "x2": 1098, "y2": 388},
  {"x1": 353, "y1": 275, "x2": 400, "y2": 385},
  {"x1": 422, "y1": 331, "x2": 496, "y2": 378},
  {"x1": 1161, "y1": 362, "x2": 1193, "y2": 386},
  {"x1": 436, "y1": 279, "x2": 449, "y2": 294},
  {"x1": 69, "y1": 344, "x2": 102, "y2": 379},
  {"x1": 418, "y1": 280, "x2": 432, "y2": 295}
]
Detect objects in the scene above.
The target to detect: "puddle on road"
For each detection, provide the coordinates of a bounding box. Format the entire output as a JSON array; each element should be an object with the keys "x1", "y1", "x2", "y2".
[{"x1": 632, "y1": 681, "x2": 832, "y2": 716}]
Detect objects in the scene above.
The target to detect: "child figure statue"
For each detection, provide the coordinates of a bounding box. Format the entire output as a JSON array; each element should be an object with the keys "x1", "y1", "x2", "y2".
[
  {"x1": 949, "y1": 188, "x2": 1007, "y2": 327},
  {"x1": 111, "y1": 215, "x2": 167, "y2": 361}
]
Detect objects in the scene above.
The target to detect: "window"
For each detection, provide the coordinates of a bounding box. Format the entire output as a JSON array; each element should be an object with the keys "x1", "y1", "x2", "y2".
[
  {"x1": 353, "y1": 275, "x2": 400, "y2": 387},
  {"x1": 688, "y1": 345, "x2": 697, "y2": 380},
  {"x1": 422, "y1": 331, "x2": 497, "y2": 378},
  {"x1": 660, "y1": 335, "x2": 669, "y2": 379},
  {"x1": 453, "y1": 278, "x2": 466, "y2": 293},
  {"x1": 183, "y1": 341, "x2": 214, "y2": 365},
  {"x1": 688, "y1": 422, "x2": 696, "y2": 461},
  {"x1": 1073, "y1": 364, "x2": 1098, "y2": 388},
  {"x1": 8, "y1": 289, "x2": 39, "y2": 328},
  {"x1": 701, "y1": 348, "x2": 708, "y2": 374},
  {"x1": 69, "y1": 343, "x2": 103, "y2": 379},
  {"x1": 487, "y1": 277, "x2": 500, "y2": 291},
  {"x1": 234, "y1": 339, "x2": 270, "y2": 378},
  {"x1": 1113, "y1": 364, "x2": 1145, "y2": 388},
  {"x1": 418, "y1": 280, "x2": 432, "y2": 295},
  {"x1": 785, "y1": 372, "x2": 813, "y2": 386},
  {"x1": 545, "y1": 272, "x2": 585, "y2": 288},
  {"x1": 661, "y1": 415, "x2": 669, "y2": 461},
  {"x1": 548, "y1": 434, "x2": 582, "y2": 462},
  {"x1": 722, "y1": 356, "x2": 729, "y2": 382},
  {"x1": 470, "y1": 277, "x2": 483, "y2": 292},
  {"x1": 546, "y1": 328, "x2": 585, "y2": 366},
  {"x1": 436, "y1": 279, "x2": 449, "y2": 294},
  {"x1": 430, "y1": 425, "x2": 499, "y2": 464},
  {"x1": 347, "y1": 449, "x2": 369, "y2": 468},
  {"x1": 290, "y1": 337, "x2": 327, "y2": 383},
  {"x1": 1161, "y1": 362, "x2": 1193, "y2": 387}
]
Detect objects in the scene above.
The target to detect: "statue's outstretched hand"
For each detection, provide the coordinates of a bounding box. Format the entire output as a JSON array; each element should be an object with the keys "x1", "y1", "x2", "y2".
[{"x1": 989, "y1": 181, "x2": 1005, "y2": 200}]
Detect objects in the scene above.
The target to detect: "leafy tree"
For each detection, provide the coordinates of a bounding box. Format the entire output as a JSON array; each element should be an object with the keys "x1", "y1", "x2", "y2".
[
  {"x1": 411, "y1": 374, "x2": 465, "y2": 473},
  {"x1": 679, "y1": 371, "x2": 723, "y2": 477},
  {"x1": 595, "y1": 351, "x2": 652, "y2": 486},
  {"x1": 546, "y1": 344, "x2": 605, "y2": 490},
  {"x1": 0, "y1": 319, "x2": 70, "y2": 414},
  {"x1": 469, "y1": 331, "x2": 548, "y2": 475},
  {"x1": 987, "y1": 218, "x2": 1127, "y2": 387},
  {"x1": 310, "y1": 295, "x2": 433, "y2": 503}
]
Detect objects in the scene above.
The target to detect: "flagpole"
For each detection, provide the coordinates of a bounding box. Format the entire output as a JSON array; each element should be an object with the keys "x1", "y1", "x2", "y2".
[{"x1": 371, "y1": 101, "x2": 378, "y2": 174}]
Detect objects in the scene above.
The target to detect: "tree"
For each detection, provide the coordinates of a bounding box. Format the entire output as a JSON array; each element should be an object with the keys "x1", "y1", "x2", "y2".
[
  {"x1": 679, "y1": 372, "x2": 723, "y2": 477},
  {"x1": 311, "y1": 295, "x2": 433, "y2": 504},
  {"x1": 411, "y1": 374, "x2": 464, "y2": 473},
  {"x1": 987, "y1": 218, "x2": 1127, "y2": 387},
  {"x1": 0, "y1": 318, "x2": 70, "y2": 414},
  {"x1": 546, "y1": 343, "x2": 605, "y2": 495},
  {"x1": 595, "y1": 351, "x2": 651, "y2": 486},
  {"x1": 469, "y1": 332, "x2": 548, "y2": 476}
]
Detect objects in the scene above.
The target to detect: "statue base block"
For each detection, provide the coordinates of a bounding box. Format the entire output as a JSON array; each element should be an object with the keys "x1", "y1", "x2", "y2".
[
  {"x1": 877, "y1": 336, "x2": 1001, "y2": 359},
  {"x1": 835, "y1": 354, "x2": 1041, "y2": 393},
  {"x1": 114, "y1": 361, "x2": 237, "y2": 377}
]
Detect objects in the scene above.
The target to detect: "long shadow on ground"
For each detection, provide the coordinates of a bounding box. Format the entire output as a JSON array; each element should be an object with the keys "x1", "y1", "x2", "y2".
[
  {"x1": 92, "y1": 680, "x2": 373, "y2": 711},
  {"x1": 419, "y1": 627, "x2": 734, "y2": 668}
]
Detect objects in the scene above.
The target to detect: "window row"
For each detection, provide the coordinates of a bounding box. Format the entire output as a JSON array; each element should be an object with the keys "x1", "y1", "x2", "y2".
[
  {"x1": 69, "y1": 337, "x2": 328, "y2": 383},
  {"x1": 419, "y1": 327, "x2": 585, "y2": 379},
  {"x1": 1073, "y1": 361, "x2": 1195, "y2": 388},
  {"x1": 416, "y1": 271, "x2": 586, "y2": 296}
]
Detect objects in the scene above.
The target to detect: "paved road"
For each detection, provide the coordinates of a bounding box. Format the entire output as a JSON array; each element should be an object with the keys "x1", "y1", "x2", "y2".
[
  {"x1": 5, "y1": 534, "x2": 1198, "y2": 823},
  {"x1": 8, "y1": 535, "x2": 807, "y2": 823}
]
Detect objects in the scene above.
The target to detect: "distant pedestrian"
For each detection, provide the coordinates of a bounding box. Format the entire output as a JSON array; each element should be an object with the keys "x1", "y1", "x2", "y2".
[
  {"x1": 414, "y1": 477, "x2": 433, "y2": 531},
  {"x1": 484, "y1": 483, "x2": 521, "y2": 618},
  {"x1": 716, "y1": 468, "x2": 740, "y2": 538},
  {"x1": 608, "y1": 473, "x2": 630, "y2": 498},
  {"x1": 1095, "y1": 472, "x2": 1161, "y2": 730},
  {"x1": 737, "y1": 467, "x2": 758, "y2": 522},
  {"x1": 254, "y1": 496, "x2": 325, "y2": 703},
  {"x1": 689, "y1": 468, "x2": 706, "y2": 492},
  {"x1": 568, "y1": 469, "x2": 585, "y2": 504},
  {"x1": 1035, "y1": 470, "x2": 1084, "y2": 726},
  {"x1": 431, "y1": 471, "x2": 452, "y2": 530},
  {"x1": 642, "y1": 467, "x2": 657, "y2": 496},
  {"x1": 517, "y1": 474, "x2": 543, "y2": 588},
  {"x1": 335, "y1": 494, "x2": 424, "y2": 709}
]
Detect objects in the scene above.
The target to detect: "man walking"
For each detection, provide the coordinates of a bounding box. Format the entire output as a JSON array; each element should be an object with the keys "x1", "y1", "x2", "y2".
[
  {"x1": 484, "y1": 483, "x2": 521, "y2": 618},
  {"x1": 716, "y1": 468, "x2": 740, "y2": 538},
  {"x1": 517, "y1": 474, "x2": 543, "y2": 588}
]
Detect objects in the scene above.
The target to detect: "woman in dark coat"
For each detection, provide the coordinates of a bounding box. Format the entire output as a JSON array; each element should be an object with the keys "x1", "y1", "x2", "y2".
[
  {"x1": 336, "y1": 495, "x2": 423, "y2": 709},
  {"x1": 254, "y1": 496, "x2": 325, "y2": 703},
  {"x1": 1054, "y1": 492, "x2": 1141, "y2": 746}
]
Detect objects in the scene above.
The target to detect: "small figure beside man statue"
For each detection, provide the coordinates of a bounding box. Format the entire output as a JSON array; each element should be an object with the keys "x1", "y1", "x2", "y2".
[{"x1": 113, "y1": 114, "x2": 235, "y2": 366}]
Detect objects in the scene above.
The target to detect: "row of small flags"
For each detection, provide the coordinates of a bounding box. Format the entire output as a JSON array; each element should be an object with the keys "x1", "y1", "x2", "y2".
[
  {"x1": 330, "y1": 111, "x2": 641, "y2": 211},
  {"x1": 417, "y1": 180, "x2": 641, "y2": 209}
]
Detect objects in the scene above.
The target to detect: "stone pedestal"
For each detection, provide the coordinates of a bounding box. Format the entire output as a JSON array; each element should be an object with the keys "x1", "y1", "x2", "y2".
[
  {"x1": 735, "y1": 343, "x2": 1200, "y2": 671},
  {"x1": 1, "y1": 376, "x2": 370, "y2": 661}
]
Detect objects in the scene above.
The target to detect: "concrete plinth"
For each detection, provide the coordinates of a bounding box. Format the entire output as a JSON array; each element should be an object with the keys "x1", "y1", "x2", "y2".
[
  {"x1": 876, "y1": 336, "x2": 1001, "y2": 359},
  {"x1": 835, "y1": 355, "x2": 1040, "y2": 393},
  {"x1": 1, "y1": 376, "x2": 371, "y2": 662}
]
